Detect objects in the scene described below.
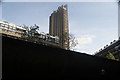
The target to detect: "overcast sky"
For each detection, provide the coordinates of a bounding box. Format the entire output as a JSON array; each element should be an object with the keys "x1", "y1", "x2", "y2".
[{"x1": 1, "y1": 2, "x2": 118, "y2": 55}]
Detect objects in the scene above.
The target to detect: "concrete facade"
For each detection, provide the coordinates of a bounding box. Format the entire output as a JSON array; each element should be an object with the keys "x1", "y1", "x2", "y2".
[
  {"x1": 49, "y1": 5, "x2": 69, "y2": 50},
  {"x1": 95, "y1": 39, "x2": 120, "y2": 61},
  {"x1": 2, "y1": 35, "x2": 120, "y2": 80}
]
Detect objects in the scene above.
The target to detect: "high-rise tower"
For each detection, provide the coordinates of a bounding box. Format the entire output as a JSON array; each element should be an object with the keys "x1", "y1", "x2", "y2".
[{"x1": 49, "y1": 5, "x2": 69, "y2": 50}]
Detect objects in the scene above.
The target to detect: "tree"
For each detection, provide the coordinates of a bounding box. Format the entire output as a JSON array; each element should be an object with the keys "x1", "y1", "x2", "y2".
[
  {"x1": 62, "y1": 33, "x2": 78, "y2": 50},
  {"x1": 23, "y1": 24, "x2": 29, "y2": 36},
  {"x1": 69, "y1": 33, "x2": 78, "y2": 50},
  {"x1": 29, "y1": 24, "x2": 39, "y2": 37},
  {"x1": 106, "y1": 52, "x2": 115, "y2": 60}
]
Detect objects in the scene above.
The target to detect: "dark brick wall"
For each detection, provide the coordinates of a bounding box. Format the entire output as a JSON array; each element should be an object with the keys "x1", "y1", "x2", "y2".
[{"x1": 2, "y1": 35, "x2": 120, "y2": 80}]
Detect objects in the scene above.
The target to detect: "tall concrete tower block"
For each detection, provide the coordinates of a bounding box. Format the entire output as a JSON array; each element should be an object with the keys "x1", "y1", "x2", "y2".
[{"x1": 49, "y1": 5, "x2": 69, "y2": 50}]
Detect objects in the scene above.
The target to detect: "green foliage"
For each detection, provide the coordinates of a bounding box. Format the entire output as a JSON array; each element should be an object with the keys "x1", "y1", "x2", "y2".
[{"x1": 106, "y1": 52, "x2": 115, "y2": 60}]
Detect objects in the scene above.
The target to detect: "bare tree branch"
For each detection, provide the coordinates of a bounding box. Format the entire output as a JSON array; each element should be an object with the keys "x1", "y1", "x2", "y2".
[{"x1": 69, "y1": 33, "x2": 78, "y2": 50}]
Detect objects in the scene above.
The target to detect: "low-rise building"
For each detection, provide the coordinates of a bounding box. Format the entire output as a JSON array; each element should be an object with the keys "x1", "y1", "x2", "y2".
[
  {"x1": 94, "y1": 39, "x2": 120, "y2": 61},
  {"x1": 0, "y1": 21, "x2": 60, "y2": 48}
]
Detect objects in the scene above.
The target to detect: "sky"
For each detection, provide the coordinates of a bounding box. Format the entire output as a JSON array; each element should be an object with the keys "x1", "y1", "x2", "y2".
[
  {"x1": 1, "y1": 0, "x2": 119, "y2": 2},
  {"x1": 1, "y1": 2, "x2": 118, "y2": 55},
  {"x1": 119, "y1": 1, "x2": 120, "y2": 38}
]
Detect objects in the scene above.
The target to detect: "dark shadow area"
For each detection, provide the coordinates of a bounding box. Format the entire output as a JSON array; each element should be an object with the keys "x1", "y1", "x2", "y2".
[
  {"x1": 0, "y1": 34, "x2": 2, "y2": 80},
  {"x1": 2, "y1": 35, "x2": 120, "y2": 80}
]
